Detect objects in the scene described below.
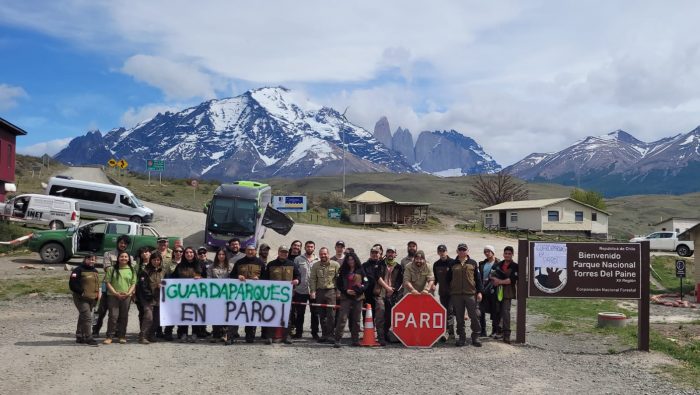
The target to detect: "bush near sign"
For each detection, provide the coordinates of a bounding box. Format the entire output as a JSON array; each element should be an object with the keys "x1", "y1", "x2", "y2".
[{"x1": 528, "y1": 242, "x2": 642, "y2": 299}]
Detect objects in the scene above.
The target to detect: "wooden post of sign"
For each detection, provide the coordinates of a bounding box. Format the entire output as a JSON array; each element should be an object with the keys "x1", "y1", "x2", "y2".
[
  {"x1": 638, "y1": 240, "x2": 650, "y2": 351},
  {"x1": 516, "y1": 239, "x2": 529, "y2": 344},
  {"x1": 148, "y1": 171, "x2": 151, "y2": 185}
]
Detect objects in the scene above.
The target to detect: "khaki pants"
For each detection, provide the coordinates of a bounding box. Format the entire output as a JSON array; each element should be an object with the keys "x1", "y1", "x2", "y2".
[
  {"x1": 451, "y1": 294, "x2": 481, "y2": 340},
  {"x1": 73, "y1": 293, "x2": 96, "y2": 340},
  {"x1": 106, "y1": 295, "x2": 131, "y2": 339},
  {"x1": 335, "y1": 296, "x2": 362, "y2": 342},
  {"x1": 140, "y1": 301, "x2": 159, "y2": 339},
  {"x1": 315, "y1": 289, "x2": 336, "y2": 340}
]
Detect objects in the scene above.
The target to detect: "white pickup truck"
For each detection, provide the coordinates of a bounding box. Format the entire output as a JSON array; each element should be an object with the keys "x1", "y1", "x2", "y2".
[{"x1": 629, "y1": 231, "x2": 695, "y2": 257}]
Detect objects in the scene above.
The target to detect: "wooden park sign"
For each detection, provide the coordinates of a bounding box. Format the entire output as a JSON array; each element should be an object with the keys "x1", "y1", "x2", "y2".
[{"x1": 516, "y1": 240, "x2": 650, "y2": 351}]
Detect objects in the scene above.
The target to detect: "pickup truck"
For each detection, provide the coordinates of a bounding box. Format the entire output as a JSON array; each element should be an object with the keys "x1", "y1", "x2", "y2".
[
  {"x1": 629, "y1": 231, "x2": 695, "y2": 257},
  {"x1": 28, "y1": 219, "x2": 181, "y2": 264}
]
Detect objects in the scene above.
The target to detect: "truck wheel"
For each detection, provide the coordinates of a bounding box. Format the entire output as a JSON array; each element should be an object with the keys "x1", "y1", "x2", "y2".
[
  {"x1": 49, "y1": 220, "x2": 64, "y2": 230},
  {"x1": 676, "y1": 245, "x2": 691, "y2": 257},
  {"x1": 39, "y1": 242, "x2": 65, "y2": 264},
  {"x1": 129, "y1": 216, "x2": 142, "y2": 224}
]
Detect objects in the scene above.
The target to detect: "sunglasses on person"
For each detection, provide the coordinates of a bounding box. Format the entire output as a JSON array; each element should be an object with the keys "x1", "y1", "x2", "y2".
[
  {"x1": 198, "y1": 251, "x2": 207, "y2": 255},
  {"x1": 458, "y1": 247, "x2": 468, "y2": 251},
  {"x1": 174, "y1": 250, "x2": 184, "y2": 253}
]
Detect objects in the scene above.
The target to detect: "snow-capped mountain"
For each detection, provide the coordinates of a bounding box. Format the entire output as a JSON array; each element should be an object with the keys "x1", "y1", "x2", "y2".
[
  {"x1": 371, "y1": 118, "x2": 501, "y2": 176},
  {"x1": 505, "y1": 127, "x2": 700, "y2": 196},
  {"x1": 55, "y1": 87, "x2": 414, "y2": 179}
]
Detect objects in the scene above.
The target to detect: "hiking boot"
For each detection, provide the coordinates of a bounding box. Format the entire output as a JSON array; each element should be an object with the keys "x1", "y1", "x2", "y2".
[
  {"x1": 224, "y1": 338, "x2": 235, "y2": 346},
  {"x1": 163, "y1": 333, "x2": 174, "y2": 342},
  {"x1": 378, "y1": 339, "x2": 387, "y2": 347},
  {"x1": 472, "y1": 338, "x2": 482, "y2": 347},
  {"x1": 333, "y1": 341, "x2": 341, "y2": 348},
  {"x1": 503, "y1": 334, "x2": 511, "y2": 344},
  {"x1": 103, "y1": 338, "x2": 112, "y2": 345},
  {"x1": 138, "y1": 337, "x2": 150, "y2": 345},
  {"x1": 456, "y1": 338, "x2": 466, "y2": 347},
  {"x1": 118, "y1": 338, "x2": 127, "y2": 344},
  {"x1": 479, "y1": 331, "x2": 488, "y2": 338},
  {"x1": 265, "y1": 338, "x2": 273, "y2": 345},
  {"x1": 76, "y1": 337, "x2": 84, "y2": 344},
  {"x1": 317, "y1": 338, "x2": 327, "y2": 343},
  {"x1": 187, "y1": 335, "x2": 196, "y2": 343},
  {"x1": 85, "y1": 338, "x2": 98, "y2": 347},
  {"x1": 312, "y1": 333, "x2": 320, "y2": 340},
  {"x1": 283, "y1": 338, "x2": 293, "y2": 345},
  {"x1": 350, "y1": 341, "x2": 360, "y2": 347},
  {"x1": 245, "y1": 337, "x2": 254, "y2": 344}
]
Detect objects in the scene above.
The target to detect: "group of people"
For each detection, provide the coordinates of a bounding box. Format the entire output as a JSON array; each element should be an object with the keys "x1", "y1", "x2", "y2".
[{"x1": 69, "y1": 236, "x2": 518, "y2": 348}]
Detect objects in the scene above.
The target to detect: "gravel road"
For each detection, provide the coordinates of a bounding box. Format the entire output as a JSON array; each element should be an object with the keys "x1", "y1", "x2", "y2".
[{"x1": 1, "y1": 167, "x2": 695, "y2": 394}]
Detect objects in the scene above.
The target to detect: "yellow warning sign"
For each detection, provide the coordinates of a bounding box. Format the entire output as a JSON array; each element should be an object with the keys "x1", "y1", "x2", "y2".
[
  {"x1": 117, "y1": 159, "x2": 129, "y2": 169},
  {"x1": 108, "y1": 159, "x2": 117, "y2": 167}
]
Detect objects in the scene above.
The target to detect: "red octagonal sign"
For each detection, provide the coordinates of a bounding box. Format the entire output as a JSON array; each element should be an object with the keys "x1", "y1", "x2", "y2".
[{"x1": 391, "y1": 293, "x2": 446, "y2": 348}]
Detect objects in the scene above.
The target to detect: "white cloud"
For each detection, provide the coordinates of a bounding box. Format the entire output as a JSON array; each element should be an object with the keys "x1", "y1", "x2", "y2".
[
  {"x1": 121, "y1": 55, "x2": 217, "y2": 100},
  {"x1": 17, "y1": 138, "x2": 73, "y2": 156},
  {"x1": 120, "y1": 103, "x2": 188, "y2": 128},
  {"x1": 0, "y1": 83, "x2": 28, "y2": 110}
]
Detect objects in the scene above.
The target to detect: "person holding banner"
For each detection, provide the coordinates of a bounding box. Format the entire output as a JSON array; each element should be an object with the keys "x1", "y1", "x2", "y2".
[
  {"x1": 169, "y1": 247, "x2": 203, "y2": 343},
  {"x1": 103, "y1": 251, "x2": 137, "y2": 345},
  {"x1": 136, "y1": 252, "x2": 165, "y2": 344},
  {"x1": 489, "y1": 246, "x2": 518, "y2": 344},
  {"x1": 334, "y1": 252, "x2": 367, "y2": 348},
  {"x1": 309, "y1": 247, "x2": 340, "y2": 344},
  {"x1": 446, "y1": 243, "x2": 483, "y2": 347},
  {"x1": 207, "y1": 248, "x2": 233, "y2": 342},
  {"x1": 229, "y1": 244, "x2": 265, "y2": 344},
  {"x1": 263, "y1": 245, "x2": 300, "y2": 344},
  {"x1": 162, "y1": 246, "x2": 184, "y2": 341}
]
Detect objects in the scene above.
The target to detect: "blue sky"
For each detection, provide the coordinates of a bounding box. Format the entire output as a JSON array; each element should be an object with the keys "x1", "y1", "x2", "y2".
[{"x1": 2, "y1": 1, "x2": 700, "y2": 166}]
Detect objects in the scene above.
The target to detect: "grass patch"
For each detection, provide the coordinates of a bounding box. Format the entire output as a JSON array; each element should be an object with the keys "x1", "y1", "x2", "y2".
[
  {"x1": 0, "y1": 222, "x2": 35, "y2": 254},
  {"x1": 529, "y1": 298, "x2": 700, "y2": 389},
  {"x1": 0, "y1": 276, "x2": 68, "y2": 300},
  {"x1": 651, "y1": 255, "x2": 695, "y2": 294}
]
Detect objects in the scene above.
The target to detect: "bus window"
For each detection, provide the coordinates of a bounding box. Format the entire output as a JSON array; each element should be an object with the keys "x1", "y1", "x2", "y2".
[{"x1": 208, "y1": 198, "x2": 256, "y2": 235}]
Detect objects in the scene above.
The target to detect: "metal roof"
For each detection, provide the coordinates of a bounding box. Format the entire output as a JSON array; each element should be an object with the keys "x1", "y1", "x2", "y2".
[
  {"x1": 0, "y1": 117, "x2": 28, "y2": 136},
  {"x1": 347, "y1": 191, "x2": 393, "y2": 203},
  {"x1": 481, "y1": 197, "x2": 610, "y2": 215},
  {"x1": 651, "y1": 217, "x2": 700, "y2": 227},
  {"x1": 394, "y1": 201, "x2": 431, "y2": 206}
]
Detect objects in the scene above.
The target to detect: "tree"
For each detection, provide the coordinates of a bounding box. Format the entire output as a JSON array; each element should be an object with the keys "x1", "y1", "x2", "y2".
[
  {"x1": 570, "y1": 188, "x2": 607, "y2": 210},
  {"x1": 469, "y1": 171, "x2": 529, "y2": 207}
]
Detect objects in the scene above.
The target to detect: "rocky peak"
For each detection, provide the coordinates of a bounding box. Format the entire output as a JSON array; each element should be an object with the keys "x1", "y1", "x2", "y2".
[
  {"x1": 392, "y1": 127, "x2": 415, "y2": 164},
  {"x1": 373, "y1": 116, "x2": 392, "y2": 148}
]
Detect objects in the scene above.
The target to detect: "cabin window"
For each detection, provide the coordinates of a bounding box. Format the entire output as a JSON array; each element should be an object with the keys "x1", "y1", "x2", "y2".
[
  {"x1": 548, "y1": 211, "x2": 559, "y2": 222},
  {"x1": 592, "y1": 212, "x2": 598, "y2": 221},
  {"x1": 575, "y1": 211, "x2": 583, "y2": 222},
  {"x1": 510, "y1": 212, "x2": 518, "y2": 222}
]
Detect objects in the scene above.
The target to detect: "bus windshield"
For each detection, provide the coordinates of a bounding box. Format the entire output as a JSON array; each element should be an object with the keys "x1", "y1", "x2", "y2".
[{"x1": 207, "y1": 197, "x2": 257, "y2": 235}]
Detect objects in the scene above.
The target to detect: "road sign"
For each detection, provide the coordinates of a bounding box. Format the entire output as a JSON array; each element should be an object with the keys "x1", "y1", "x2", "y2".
[
  {"x1": 108, "y1": 158, "x2": 117, "y2": 167},
  {"x1": 391, "y1": 294, "x2": 446, "y2": 348},
  {"x1": 147, "y1": 159, "x2": 165, "y2": 171},
  {"x1": 327, "y1": 207, "x2": 341, "y2": 219},
  {"x1": 675, "y1": 260, "x2": 686, "y2": 278},
  {"x1": 190, "y1": 179, "x2": 199, "y2": 188},
  {"x1": 117, "y1": 159, "x2": 129, "y2": 169}
]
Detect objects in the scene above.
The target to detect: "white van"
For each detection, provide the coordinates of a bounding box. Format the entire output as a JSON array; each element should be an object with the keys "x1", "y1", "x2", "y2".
[
  {"x1": 46, "y1": 177, "x2": 154, "y2": 223},
  {"x1": 1, "y1": 193, "x2": 80, "y2": 229}
]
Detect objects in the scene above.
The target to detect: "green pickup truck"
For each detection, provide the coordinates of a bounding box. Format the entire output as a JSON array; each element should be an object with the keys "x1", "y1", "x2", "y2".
[{"x1": 28, "y1": 219, "x2": 181, "y2": 264}]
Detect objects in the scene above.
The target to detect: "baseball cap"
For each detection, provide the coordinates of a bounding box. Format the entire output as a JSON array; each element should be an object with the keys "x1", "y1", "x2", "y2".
[
  {"x1": 457, "y1": 243, "x2": 468, "y2": 250},
  {"x1": 437, "y1": 244, "x2": 447, "y2": 251},
  {"x1": 407, "y1": 240, "x2": 417, "y2": 246},
  {"x1": 245, "y1": 244, "x2": 256, "y2": 250},
  {"x1": 414, "y1": 250, "x2": 426, "y2": 259},
  {"x1": 197, "y1": 246, "x2": 207, "y2": 253},
  {"x1": 386, "y1": 246, "x2": 396, "y2": 252},
  {"x1": 278, "y1": 245, "x2": 289, "y2": 252},
  {"x1": 259, "y1": 243, "x2": 271, "y2": 251},
  {"x1": 157, "y1": 237, "x2": 168, "y2": 243},
  {"x1": 335, "y1": 240, "x2": 345, "y2": 247}
]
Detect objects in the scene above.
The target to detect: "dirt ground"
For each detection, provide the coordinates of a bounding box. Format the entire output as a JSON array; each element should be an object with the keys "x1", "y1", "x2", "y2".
[{"x1": 0, "y1": 167, "x2": 698, "y2": 394}]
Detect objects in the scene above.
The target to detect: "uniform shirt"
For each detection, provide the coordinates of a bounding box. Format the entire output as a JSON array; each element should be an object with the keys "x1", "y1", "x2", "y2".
[
  {"x1": 404, "y1": 262, "x2": 434, "y2": 292},
  {"x1": 69, "y1": 263, "x2": 100, "y2": 299},
  {"x1": 309, "y1": 260, "x2": 340, "y2": 292},
  {"x1": 155, "y1": 247, "x2": 173, "y2": 270},
  {"x1": 293, "y1": 254, "x2": 319, "y2": 295},
  {"x1": 433, "y1": 257, "x2": 453, "y2": 297},
  {"x1": 447, "y1": 256, "x2": 482, "y2": 296},
  {"x1": 362, "y1": 259, "x2": 388, "y2": 297},
  {"x1": 104, "y1": 265, "x2": 136, "y2": 295},
  {"x1": 207, "y1": 262, "x2": 233, "y2": 279},
  {"x1": 265, "y1": 258, "x2": 300, "y2": 282},
  {"x1": 137, "y1": 264, "x2": 165, "y2": 306},
  {"x1": 232, "y1": 256, "x2": 265, "y2": 280},
  {"x1": 330, "y1": 254, "x2": 344, "y2": 264},
  {"x1": 400, "y1": 255, "x2": 414, "y2": 268},
  {"x1": 227, "y1": 251, "x2": 245, "y2": 266}
]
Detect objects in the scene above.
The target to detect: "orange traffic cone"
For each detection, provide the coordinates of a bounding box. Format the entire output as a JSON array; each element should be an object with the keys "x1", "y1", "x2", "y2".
[
  {"x1": 273, "y1": 326, "x2": 285, "y2": 341},
  {"x1": 360, "y1": 303, "x2": 380, "y2": 347}
]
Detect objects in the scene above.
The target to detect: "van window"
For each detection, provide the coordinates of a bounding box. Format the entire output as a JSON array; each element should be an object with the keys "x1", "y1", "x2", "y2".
[
  {"x1": 50, "y1": 185, "x2": 116, "y2": 204},
  {"x1": 34, "y1": 198, "x2": 52, "y2": 208},
  {"x1": 107, "y1": 223, "x2": 131, "y2": 235},
  {"x1": 53, "y1": 200, "x2": 70, "y2": 210}
]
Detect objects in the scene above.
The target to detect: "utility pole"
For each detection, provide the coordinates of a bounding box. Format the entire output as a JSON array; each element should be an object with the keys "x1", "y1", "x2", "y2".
[{"x1": 341, "y1": 106, "x2": 350, "y2": 198}]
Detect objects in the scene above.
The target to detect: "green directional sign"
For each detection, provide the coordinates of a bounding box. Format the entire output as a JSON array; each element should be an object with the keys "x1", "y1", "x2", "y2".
[{"x1": 147, "y1": 159, "x2": 165, "y2": 171}]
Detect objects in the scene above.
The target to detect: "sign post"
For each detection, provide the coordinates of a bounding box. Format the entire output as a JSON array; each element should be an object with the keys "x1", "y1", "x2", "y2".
[
  {"x1": 191, "y1": 179, "x2": 199, "y2": 203},
  {"x1": 676, "y1": 259, "x2": 686, "y2": 299},
  {"x1": 390, "y1": 294, "x2": 446, "y2": 348},
  {"x1": 146, "y1": 159, "x2": 165, "y2": 185}
]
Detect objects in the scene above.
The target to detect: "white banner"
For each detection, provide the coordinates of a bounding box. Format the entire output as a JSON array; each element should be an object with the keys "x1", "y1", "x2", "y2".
[{"x1": 160, "y1": 279, "x2": 293, "y2": 327}]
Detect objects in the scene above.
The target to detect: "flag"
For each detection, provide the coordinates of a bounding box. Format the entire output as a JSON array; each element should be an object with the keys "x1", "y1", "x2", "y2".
[{"x1": 262, "y1": 205, "x2": 295, "y2": 235}]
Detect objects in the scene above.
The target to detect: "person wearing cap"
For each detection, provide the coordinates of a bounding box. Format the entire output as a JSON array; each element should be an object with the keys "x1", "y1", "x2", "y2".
[
  {"x1": 263, "y1": 245, "x2": 300, "y2": 344},
  {"x1": 446, "y1": 243, "x2": 483, "y2": 347},
  {"x1": 155, "y1": 237, "x2": 173, "y2": 274},
  {"x1": 490, "y1": 246, "x2": 518, "y2": 344},
  {"x1": 432, "y1": 244, "x2": 455, "y2": 341},
  {"x1": 309, "y1": 247, "x2": 340, "y2": 343},
  {"x1": 258, "y1": 243, "x2": 271, "y2": 266},
  {"x1": 228, "y1": 244, "x2": 265, "y2": 344},
  {"x1": 479, "y1": 245, "x2": 499, "y2": 338},
  {"x1": 93, "y1": 235, "x2": 132, "y2": 337},
  {"x1": 196, "y1": 246, "x2": 212, "y2": 276},
  {"x1": 383, "y1": 246, "x2": 404, "y2": 343},
  {"x1": 403, "y1": 250, "x2": 435, "y2": 295},
  {"x1": 400, "y1": 241, "x2": 418, "y2": 267},
  {"x1": 69, "y1": 254, "x2": 101, "y2": 346},
  {"x1": 361, "y1": 245, "x2": 389, "y2": 345},
  {"x1": 292, "y1": 240, "x2": 319, "y2": 339},
  {"x1": 330, "y1": 240, "x2": 345, "y2": 263}
]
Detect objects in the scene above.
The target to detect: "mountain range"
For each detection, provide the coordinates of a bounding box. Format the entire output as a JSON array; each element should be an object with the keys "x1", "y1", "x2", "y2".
[{"x1": 505, "y1": 128, "x2": 700, "y2": 196}]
